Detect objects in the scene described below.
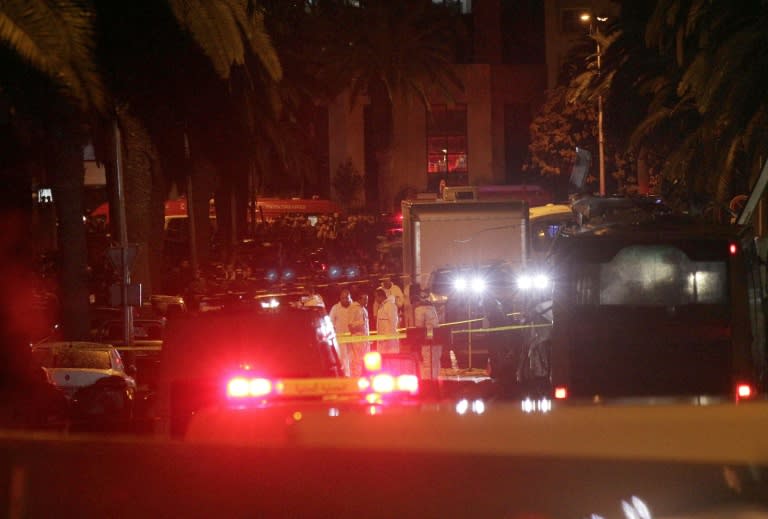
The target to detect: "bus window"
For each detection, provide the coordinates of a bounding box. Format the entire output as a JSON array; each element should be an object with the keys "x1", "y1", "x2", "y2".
[{"x1": 570, "y1": 245, "x2": 728, "y2": 306}]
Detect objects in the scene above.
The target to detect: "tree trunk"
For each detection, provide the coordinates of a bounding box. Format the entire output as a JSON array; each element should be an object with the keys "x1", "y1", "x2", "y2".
[
  {"x1": 190, "y1": 156, "x2": 217, "y2": 267},
  {"x1": 368, "y1": 79, "x2": 395, "y2": 213},
  {"x1": 49, "y1": 127, "x2": 91, "y2": 340},
  {"x1": 637, "y1": 146, "x2": 650, "y2": 195},
  {"x1": 150, "y1": 157, "x2": 169, "y2": 294},
  {"x1": 0, "y1": 155, "x2": 48, "y2": 348},
  {"x1": 117, "y1": 105, "x2": 158, "y2": 299}
]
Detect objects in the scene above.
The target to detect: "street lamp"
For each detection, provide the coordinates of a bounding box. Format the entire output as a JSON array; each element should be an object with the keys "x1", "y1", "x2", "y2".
[{"x1": 580, "y1": 13, "x2": 607, "y2": 196}]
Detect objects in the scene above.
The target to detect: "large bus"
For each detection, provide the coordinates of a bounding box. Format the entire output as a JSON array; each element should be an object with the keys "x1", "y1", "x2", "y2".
[{"x1": 530, "y1": 197, "x2": 768, "y2": 402}]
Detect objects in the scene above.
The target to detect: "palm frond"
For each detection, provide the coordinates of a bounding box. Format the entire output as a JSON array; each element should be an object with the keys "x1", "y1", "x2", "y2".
[
  {"x1": 167, "y1": 0, "x2": 281, "y2": 81},
  {"x1": 0, "y1": 0, "x2": 104, "y2": 111}
]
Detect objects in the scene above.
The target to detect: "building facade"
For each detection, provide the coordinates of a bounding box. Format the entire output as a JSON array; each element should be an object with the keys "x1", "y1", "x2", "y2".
[{"x1": 327, "y1": 0, "x2": 549, "y2": 212}]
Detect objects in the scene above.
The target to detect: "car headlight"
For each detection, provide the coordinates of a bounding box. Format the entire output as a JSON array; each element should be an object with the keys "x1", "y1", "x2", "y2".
[{"x1": 517, "y1": 273, "x2": 550, "y2": 291}]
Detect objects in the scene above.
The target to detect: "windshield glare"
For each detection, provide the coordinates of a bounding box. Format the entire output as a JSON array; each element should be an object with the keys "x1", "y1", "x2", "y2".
[{"x1": 567, "y1": 244, "x2": 728, "y2": 306}]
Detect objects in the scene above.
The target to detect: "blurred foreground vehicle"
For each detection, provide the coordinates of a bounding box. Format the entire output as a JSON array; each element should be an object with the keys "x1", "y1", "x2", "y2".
[
  {"x1": 157, "y1": 304, "x2": 418, "y2": 437},
  {"x1": 31, "y1": 342, "x2": 136, "y2": 422}
]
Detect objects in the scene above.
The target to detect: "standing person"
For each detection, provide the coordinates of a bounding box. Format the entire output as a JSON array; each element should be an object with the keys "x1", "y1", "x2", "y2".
[
  {"x1": 381, "y1": 277, "x2": 405, "y2": 310},
  {"x1": 403, "y1": 279, "x2": 419, "y2": 328},
  {"x1": 374, "y1": 276, "x2": 405, "y2": 322},
  {"x1": 347, "y1": 291, "x2": 370, "y2": 377},
  {"x1": 414, "y1": 290, "x2": 441, "y2": 380},
  {"x1": 374, "y1": 287, "x2": 400, "y2": 354},
  {"x1": 329, "y1": 288, "x2": 353, "y2": 375}
]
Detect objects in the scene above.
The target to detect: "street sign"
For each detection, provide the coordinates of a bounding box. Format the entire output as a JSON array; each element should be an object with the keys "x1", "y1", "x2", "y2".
[
  {"x1": 109, "y1": 283, "x2": 142, "y2": 307},
  {"x1": 108, "y1": 245, "x2": 138, "y2": 271}
]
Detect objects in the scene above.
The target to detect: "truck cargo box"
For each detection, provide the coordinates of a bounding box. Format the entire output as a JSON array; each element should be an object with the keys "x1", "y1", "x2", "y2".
[{"x1": 401, "y1": 199, "x2": 529, "y2": 287}]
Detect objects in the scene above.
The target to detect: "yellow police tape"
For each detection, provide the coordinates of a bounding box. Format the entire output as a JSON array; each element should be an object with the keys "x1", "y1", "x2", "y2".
[
  {"x1": 335, "y1": 331, "x2": 406, "y2": 344},
  {"x1": 114, "y1": 318, "x2": 552, "y2": 348},
  {"x1": 335, "y1": 321, "x2": 552, "y2": 344}
]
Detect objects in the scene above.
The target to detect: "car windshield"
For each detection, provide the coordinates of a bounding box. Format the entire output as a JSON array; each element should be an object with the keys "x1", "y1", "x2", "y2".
[{"x1": 34, "y1": 349, "x2": 112, "y2": 370}]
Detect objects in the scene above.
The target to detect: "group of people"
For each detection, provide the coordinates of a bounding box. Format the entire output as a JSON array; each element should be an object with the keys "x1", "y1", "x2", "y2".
[{"x1": 324, "y1": 277, "x2": 441, "y2": 381}]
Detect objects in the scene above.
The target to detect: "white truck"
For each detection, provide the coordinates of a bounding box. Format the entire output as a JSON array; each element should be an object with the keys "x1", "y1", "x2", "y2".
[{"x1": 401, "y1": 197, "x2": 530, "y2": 290}]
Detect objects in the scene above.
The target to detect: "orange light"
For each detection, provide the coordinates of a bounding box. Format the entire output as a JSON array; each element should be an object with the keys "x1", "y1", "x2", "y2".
[
  {"x1": 729, "y1": 243, "x2": 738, "y2": 255},
  {"x1": 364, "y1": 351, "x2": 383, "y2": 372},
  {"x1": 554, "y1": 386, "x2": 568, "y2": 399},
  {"x1": 357, "y1": 377, "x2": 371, "y2": 391},
  {"x1": 736, "y1": 383, "x2": 753, "y2": 400},
  {"x1": 396, "y1": 374, "x2": 419, "y2": 394},
  {"x1": 371, "y1": 373, "x2": 395, "y2": 393}
]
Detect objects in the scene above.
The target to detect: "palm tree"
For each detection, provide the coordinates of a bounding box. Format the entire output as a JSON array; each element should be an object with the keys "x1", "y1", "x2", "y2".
[
  {"x1": 313, "y1": 0, "x2": 465, "y2": 212},
  {"x1": 0, "y1": 0, "x2": 281, "y2": 339},
  {"x1": 92, "y1": 0, "x2": 282, "y2": 286},
  {"x1": 588, "y1": 0, "x2": 768, "y2": 212},
  {"x1": 0, "y1": 1, "x2": 104, "y2": 340}
]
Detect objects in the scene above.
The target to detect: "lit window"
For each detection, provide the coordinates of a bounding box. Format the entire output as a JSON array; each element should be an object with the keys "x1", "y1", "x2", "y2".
[{"x1": 427, "y1": 104, "x2": 468, "y2": 190}]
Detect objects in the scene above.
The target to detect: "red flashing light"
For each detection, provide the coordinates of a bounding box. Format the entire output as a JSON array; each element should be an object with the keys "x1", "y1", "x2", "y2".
[
  {"x1": 397, "y1": 374, "x2": 419, "y2": 394},
  {"x1": 729, "y1": 243, "x2": 738, "y2": 256},
  {"x1": 554, "y1": 386, "x2": 568, "y2": 400},
  {"x1": 227, "y1": 376, "x2": 272, "y2": 398},
  {"x1": 371, "y1": 373, "x2": 396, "y2": 393},
  {"x1": 736, "y1": 383, "x2": 754, "y2": 400}
]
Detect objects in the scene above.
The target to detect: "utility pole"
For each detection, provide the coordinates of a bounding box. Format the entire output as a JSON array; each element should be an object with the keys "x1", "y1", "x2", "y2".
[
  {"x1": 114, "y1": 120, "x2": 134, "y2": 346},
  {"x1": 184, "y1": 131, "x2": 199, "y2": 273},
  {"x1": 581, "y1": 13, "x2": 607, "y2": 196},
  {"x1": 597, "y1": 38, "x2": 606, "y2": 196}
]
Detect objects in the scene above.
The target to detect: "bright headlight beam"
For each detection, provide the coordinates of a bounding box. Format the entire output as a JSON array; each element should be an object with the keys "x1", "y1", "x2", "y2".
[
  {"x1": 517, "y1": 275, "x2": 532, "y2": 290},
  {"x1": 533, "y1": 274, "x2": 550, "y2": 289},
  {"x1": 471, "y1": 277, "x2": 486, "y2": 294}
]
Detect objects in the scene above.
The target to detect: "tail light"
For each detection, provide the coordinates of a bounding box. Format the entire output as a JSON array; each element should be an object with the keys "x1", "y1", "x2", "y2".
[
  {"x1": 227, "y1": 376, "x2": 272, "y2": 398},
  {"x1": 554, "y1": 386, "x2": 568, "y2": 400},
  {"x1": 736, "y1": 382, "x2": 754, "y2": 401}
]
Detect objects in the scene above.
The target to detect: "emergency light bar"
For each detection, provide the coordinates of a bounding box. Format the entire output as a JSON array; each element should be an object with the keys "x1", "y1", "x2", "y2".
[{"x1": 226, "y1": 352, "x2": 420, "y2": 401}]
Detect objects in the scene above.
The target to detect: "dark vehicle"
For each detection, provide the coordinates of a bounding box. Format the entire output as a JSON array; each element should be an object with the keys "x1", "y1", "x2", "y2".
[
  {"x1": 157, "y1": 305, "x2": 346, "y2": 436},
  {"x1": 543, "y1": 199, "x2": 768, "y2": 401},
  {"x1": 95, "y1": 319, "x2": 164, "y2": 414}
]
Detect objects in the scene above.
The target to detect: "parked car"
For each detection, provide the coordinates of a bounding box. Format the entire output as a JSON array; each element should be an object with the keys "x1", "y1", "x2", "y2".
[
  {"x1": 94, "y1": 318, "x2": 164, "y2": 400},
  {"x1": 31, "y1": 342, "x2": 137, "y2": 421}
]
